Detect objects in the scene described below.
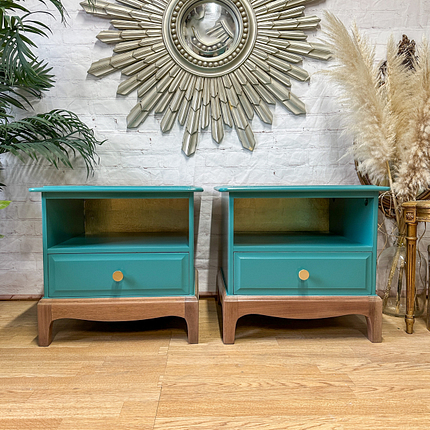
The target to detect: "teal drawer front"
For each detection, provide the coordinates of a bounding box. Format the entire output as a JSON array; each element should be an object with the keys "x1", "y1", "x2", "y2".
[
  {"x1": 47, "y1": 253, "x2": 190, "y2": 298},
  {"x1": 233, "y1": 252, "x2": 373, "y2": 295}
]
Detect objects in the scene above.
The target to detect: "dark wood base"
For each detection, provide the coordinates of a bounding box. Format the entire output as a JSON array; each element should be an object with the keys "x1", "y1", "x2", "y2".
[
  {"x1": 37, "y1": 294, "x2": 199, "y2": 346},
  {"x1": 217, "y1": 270, "x2": 382, "y2": 344}
]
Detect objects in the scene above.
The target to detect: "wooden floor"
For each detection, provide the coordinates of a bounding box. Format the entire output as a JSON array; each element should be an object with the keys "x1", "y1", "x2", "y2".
[{"x1": 1, "y1": 298, "x2": 430, "y2": 429}]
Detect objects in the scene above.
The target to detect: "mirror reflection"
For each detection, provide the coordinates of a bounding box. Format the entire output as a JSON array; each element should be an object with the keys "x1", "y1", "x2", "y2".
[{"x1": 182, "y1": 2, "x2": 238, "y2": 58}]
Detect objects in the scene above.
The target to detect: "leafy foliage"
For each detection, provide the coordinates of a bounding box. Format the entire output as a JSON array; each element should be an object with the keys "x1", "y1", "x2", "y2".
[
  {"x1": 0, "y1": 198, "x2": 10, "y2": 237},
  {"x1": 0, "y1": 0, "x2": 102, "y2": 181},
  {"x1": 0, "y1": 109, "x2": 100, "y2": 172}
]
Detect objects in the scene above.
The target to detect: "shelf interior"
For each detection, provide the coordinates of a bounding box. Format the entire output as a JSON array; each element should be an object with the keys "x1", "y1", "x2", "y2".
[
  {"x1": 233, "y1": 197, "x2": 374, "y2": 247},
  {"x1": 48, "y1": 232, "x2": 190, "y2": 253},
  {"x1": 233, "y1": 231, "x2": 371, "y2": 250},
  {"x1": 46, "y1": 198, "x2": 190, "y2": 251}
]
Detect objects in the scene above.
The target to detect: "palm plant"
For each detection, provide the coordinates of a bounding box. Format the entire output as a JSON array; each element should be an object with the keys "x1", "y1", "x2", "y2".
[{"x1": 0, "y1": 0, "x2": 102, "y2": 184}]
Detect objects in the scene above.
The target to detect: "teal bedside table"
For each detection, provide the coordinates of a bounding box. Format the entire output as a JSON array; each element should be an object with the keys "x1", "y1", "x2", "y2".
[
  {"x1": 215, "y1": 185, "x2": 389, "y2": 343},
  {"x1": 30, "y1": 186, "x2": 203, "y2": 345}
]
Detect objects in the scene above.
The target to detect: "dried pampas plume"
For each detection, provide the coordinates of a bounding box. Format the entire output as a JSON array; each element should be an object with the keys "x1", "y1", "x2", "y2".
[
  {"x1": 323, "y1": 12, "x2": 430, "y2": 219},
  {"x1": 323, "y1": 12, "x2": 396, "y2": 186},
  {"x1": 394, "y1": 40, "x2": 430, "y2": 201}
]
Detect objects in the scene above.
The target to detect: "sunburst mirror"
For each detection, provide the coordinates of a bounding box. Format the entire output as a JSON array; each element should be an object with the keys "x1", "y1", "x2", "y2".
[{"x1": 81, "y1": 0, "x2": 330, "y2": 155}]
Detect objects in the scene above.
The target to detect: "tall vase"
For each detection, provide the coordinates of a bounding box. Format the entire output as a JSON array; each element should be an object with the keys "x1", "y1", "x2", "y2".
[{"x1": 377, "y1": 235, "x2": 426, "y2": 317}]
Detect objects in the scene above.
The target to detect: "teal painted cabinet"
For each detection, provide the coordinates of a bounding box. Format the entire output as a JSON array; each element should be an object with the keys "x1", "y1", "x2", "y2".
[
  {"x1": 30, "y1": 186, "x2": 203, "y2": 345},
  {"x1": 215, "y1": 185, "x2": 389, "y2": 343}
]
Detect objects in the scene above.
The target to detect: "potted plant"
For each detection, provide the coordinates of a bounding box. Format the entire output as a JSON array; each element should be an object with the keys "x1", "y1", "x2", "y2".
[{"x1": 0, "y1": 0, "x2": 103, "y2": 184}]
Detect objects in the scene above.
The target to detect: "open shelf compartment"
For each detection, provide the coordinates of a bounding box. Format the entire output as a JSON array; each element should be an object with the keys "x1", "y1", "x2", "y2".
[
  {"x1": 45, "y1": 198, "x2": 190, "y2": 253},
  {"x1": 233, "y1": 197, "x2": 375, "y2": 251}
]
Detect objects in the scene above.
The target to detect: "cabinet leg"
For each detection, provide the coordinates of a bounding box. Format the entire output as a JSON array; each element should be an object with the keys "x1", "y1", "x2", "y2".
[
  {"x1": 37, "y1": 301, "x2": 53, "y2": 347},
  {"x1": 405, "y1": 316, "x2": 415, "y2": 335},
  {"x1": 185, "y1": 298, "x2": 199, "y2": 344},
  {"x1": 222, "y1": 301, "x2": 238, "y2": 344},
  {"x1": 365, "y1": 297, "x2": 383, "y2": 343}
]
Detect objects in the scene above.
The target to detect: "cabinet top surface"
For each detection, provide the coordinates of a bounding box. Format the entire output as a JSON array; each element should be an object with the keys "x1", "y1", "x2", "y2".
[
  {"x1": 215, "y1": 185, "x2": 389, "y2": 193},
  {"x1": 29, "y1": 186, "x2": 204, "y2": 193}
]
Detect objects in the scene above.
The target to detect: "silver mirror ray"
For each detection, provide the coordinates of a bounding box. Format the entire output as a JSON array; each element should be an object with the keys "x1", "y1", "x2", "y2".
[{"x1": 81, "y1": 0, "x2": 330, "y2": 155}]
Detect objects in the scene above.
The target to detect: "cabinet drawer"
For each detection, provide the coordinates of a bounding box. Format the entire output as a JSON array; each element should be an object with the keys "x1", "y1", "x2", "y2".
[
  {"x1": 233, "y1": 252, "x2": 373, "y2": 295},
  {"x1": 47, "y1": 253, "x2": 190, "y2": 298}
]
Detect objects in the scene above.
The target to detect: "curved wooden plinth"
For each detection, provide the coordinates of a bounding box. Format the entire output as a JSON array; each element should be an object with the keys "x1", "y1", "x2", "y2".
[
  {"x1": 217, "y1": 271, "x2": 382, "y2": 344},
  {"x1": 37, "y1": 295, "x2": 199, "y2": 346}
]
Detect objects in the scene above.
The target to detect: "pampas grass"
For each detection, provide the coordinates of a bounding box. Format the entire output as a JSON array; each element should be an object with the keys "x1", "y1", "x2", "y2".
[
  {"x1": 324, "y1": 13, "x2": 396, "y2": 185},
  {"x1": 394, "y1": 41, "x2": 430, "y2": 202},
  {"x1": 324, "y1": 12, "x2": 430, "y2": 225}
]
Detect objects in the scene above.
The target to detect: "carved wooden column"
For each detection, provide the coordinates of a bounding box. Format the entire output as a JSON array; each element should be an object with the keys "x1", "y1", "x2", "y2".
[
  {"x1": 403, "y1": 202, "x2": 418, "y2": 334},
  {"x1": 403, "y1": 201, "x2": 430, "y2": 334}
]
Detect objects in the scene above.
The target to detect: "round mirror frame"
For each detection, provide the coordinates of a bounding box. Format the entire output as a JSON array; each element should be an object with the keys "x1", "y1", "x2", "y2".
[
  {"x1": 163, "y1": 0, "x2": 257, "y2": 77},
  {"x1": 81, "y1": 0, "x2": 330, "y2": 155}
]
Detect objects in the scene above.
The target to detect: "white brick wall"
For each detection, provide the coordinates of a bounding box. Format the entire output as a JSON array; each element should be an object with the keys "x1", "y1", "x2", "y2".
[{"x1": 1, "y1": 0, "x2": 429, "y2": 295}]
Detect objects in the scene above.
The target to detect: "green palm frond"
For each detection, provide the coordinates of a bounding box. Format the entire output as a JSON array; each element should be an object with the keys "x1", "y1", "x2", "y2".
[
  {"x1": 0, "y1": 110, "x2": 104, "y2": 173},
  {"x1": 0, "y1": 199, "x2": 10, "y2": 237},
  {"x1": 0, "y1": 1, "x2": 103, "y2": 187},
  {"x1": 0, "y1": 82, "x2": 28, "y2": 119},
  {"x1": 38, "y1": 0, "x2": 67, "y2": 21},
  {"x1": 0, "y1": 1, "x2": 28, "y2": 15},
  {"x1": 0, "y1": 10, "x2": 55, "y2": 101},
  {"x1": 0, "y1": 199, "x2": 10, "y2": 209},
  {"x1": 0, "y1": 1, "x2": 67, "y2": 22}
]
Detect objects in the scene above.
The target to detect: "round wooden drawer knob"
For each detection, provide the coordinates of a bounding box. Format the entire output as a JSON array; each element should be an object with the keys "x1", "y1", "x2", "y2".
[
  {"x1": 298, "y1": 269, "x2": 310, "y2": 281},
  {"x1": 112, "y1": 271, "x2": 124, "y2": 282}
]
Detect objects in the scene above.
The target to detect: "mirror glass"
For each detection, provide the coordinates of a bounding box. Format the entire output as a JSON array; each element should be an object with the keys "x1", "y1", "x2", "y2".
[{"x1": 182, "y1": 2, "x2": 239, "y2": 58}]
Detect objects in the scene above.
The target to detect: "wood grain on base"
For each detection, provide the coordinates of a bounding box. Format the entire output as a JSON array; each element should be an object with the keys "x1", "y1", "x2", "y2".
[
  {"x1": 217, "y1": 270, "x2": 382, "y2": 344},
  {"x1": 38, "y1": 295, "x2": 199, "y2": 346}
]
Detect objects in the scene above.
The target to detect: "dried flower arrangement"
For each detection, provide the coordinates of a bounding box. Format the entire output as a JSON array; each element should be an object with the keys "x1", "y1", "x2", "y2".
[{"x1": 323, "y1": 12, "x2": 430, "y2": 233}]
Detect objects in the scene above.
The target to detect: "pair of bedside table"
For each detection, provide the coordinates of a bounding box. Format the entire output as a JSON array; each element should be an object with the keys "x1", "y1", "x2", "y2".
[{"x1": 31, "y1": 185, "x2": 387, "y2": 346}]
